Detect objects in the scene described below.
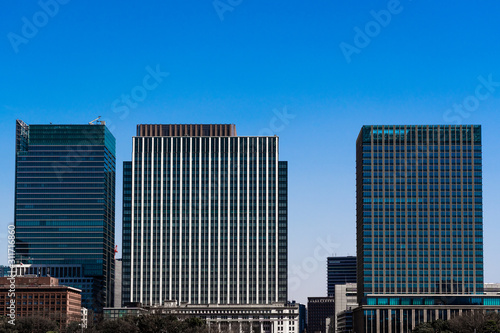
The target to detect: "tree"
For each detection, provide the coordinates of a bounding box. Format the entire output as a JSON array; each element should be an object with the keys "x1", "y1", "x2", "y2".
[
  {"x1": 413, "y1": 322, "x2": 436, "y2": 333},
  {"x1": 97, "y1": 317, "x2": 139, "y2": 333},
  {"x1": 66, "y1": 321, "x2": 83, "y2": 333},
  {"x1": 431, "y1": 319, "x2": 452, "y2": 333},
  {"x1": 0, "y1": 316, "x2": 15, "y2": 333},
  {"x1": 448, "y1": 311, "x2": 500, "y2": 333},
  {"x1": 484, "y1": 320, "x2": 500, "y2": 333},
  {"x1": 413, "y1": 319, "x2": 453, "y2": 333},
  {"x1": 183, "y1": 317, "x2": 209, "y2": 333},
  {"x1": 15, "y1": 316, "x2": 58, "y2": 333}
]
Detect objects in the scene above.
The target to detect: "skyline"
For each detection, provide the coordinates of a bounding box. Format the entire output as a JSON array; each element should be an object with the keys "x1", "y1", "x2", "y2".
[{"x1": 1, "y1": 0, "x2": 500, "y2": 305}]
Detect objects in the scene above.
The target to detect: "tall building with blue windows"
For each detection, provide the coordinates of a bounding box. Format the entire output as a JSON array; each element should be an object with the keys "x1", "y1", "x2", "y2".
[
  {"x1": 122, "y1": 124, "x2": 288, "y2": 306},
  {"x1": 327, "y1": 256, "x2": 357, "y2": 297},
  {"x1": 353, "y1": 125, "x2": 500, "y2": 333},
  {"x1": 14, "y1": 119, "x2": 116, "y2": 311}
]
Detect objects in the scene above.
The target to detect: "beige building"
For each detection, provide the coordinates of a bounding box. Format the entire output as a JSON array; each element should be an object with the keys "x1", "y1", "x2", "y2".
[
  {"x1": 484, "y1": 283, "x2": 500, "y2": 296},
  {"x1": 334, "y1": 283, "x2": 357, "y2": 332}
]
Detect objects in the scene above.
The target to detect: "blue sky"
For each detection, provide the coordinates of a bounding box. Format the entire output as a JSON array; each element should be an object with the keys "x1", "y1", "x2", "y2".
[{"x1": 1, "y1": 0, "x2": 500, "y2": 304}]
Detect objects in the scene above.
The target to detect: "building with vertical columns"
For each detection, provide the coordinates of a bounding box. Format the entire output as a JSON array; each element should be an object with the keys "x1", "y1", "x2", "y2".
[
  {"x1": 122, "y1": 124, "x2": 288, "y2": 306},
  {"x1": 353, "y1": 125, "x2": 500, "y2": 332},
  {"x1": 105, "y1": 302, "x2": 301, "y2": 332}
]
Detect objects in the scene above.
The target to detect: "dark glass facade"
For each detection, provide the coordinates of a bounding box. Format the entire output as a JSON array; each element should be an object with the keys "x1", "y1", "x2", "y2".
[
  {"x1": 307, "y1": 297, "x2": 335, "y2": 333},
  {"x1": 327, "y1": 256, "x2": 357, "y2": 297},
  {"x1": 356, "y1": 125, "x2": 483, "y2": 301},
  {"x1": 11, "y1": 264, "x2": 94, "y2": 310},
  {"x1": 123, "y1": 127, "x2": 288, "y2": 305},
  {"x1": 14, "y1": 120, "x2": 116, "y2": 310}
]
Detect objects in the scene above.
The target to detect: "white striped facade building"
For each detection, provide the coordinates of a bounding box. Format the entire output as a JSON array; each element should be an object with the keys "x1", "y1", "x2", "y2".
[{"x1": 122, "y1": 124, "x2": 288, "y2": 306}]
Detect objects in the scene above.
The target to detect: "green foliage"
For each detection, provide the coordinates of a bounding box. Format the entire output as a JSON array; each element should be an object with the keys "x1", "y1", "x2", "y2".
[
  {"x1": 413, "y1": 322, "x2": 436, "y2": 333},
  {"x1": 484, "y1": 320, "x2": 500, "y2": 333},
  {"x1": 413, "y1": 319, "x2": 453, "y2": 333},
  {"x1": 15, "y1": 316, "x2": 58, "y2": 333},
  {"x1": 97, "y1": 317, "x2": 139, "y2": 333},
  {"x1": 93, "y1": 314, "x2": 209, "y2": 333},
  {"x1": 413, "y1": 312, "x2": 500, "y2": 333},
  {"x1": 66, "y1": 321, "x2": 82, "y2": 333},
  {"x1": 432, "y1": 319, "x2": 452, "y2": 333}
]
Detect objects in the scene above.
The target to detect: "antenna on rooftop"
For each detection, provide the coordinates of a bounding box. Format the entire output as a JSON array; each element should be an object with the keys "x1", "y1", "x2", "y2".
[{"x1": 89, "y1": 116, "x2": 102, "y2": 125}]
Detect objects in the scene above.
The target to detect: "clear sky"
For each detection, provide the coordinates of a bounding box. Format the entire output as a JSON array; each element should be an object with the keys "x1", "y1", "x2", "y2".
[{"x1": 1, "y1": 0, "x2": 500, "y2": 305}]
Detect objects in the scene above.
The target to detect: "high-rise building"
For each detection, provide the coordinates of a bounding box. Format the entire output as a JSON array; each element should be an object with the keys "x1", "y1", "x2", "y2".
[
  {"x1": 122, "y1": 124, "x2": 288, "y2": 306},
  {"x1": 356, "y1": 125, "x2": 483, "y2": 299},
  {"x1": 327, "y1": 256, "x2": 356, "y2": 297},
  {"x1": 14, "y1": 119, "x2": 116, "y2": 311},
  {"x1": 353, "y1": 125, "x2": 500, "y2": 332}
]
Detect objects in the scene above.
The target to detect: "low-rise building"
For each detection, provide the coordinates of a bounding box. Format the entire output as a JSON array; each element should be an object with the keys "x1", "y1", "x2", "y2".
[
  {"x1": 353, "y1": 295, "x2": 500, "y2": 333},
  {"x1": 336, "y1": 310, "x2": 353, "y2": 333},
  {"x1": 0, "y1": 276, "x2": 82, "y2": 329},
  {"x1": 485, "y1": 283, "x2": 500, "y2": 296},
  {"x1": 103, "y1": 305, "x2": 148, "y2": 320},
  {"x1": 105, "y1": 301, "x2": 301, "y2": 333},
  {"x1": 334, "y1": 283, "x2": 357, "y2": 333}
]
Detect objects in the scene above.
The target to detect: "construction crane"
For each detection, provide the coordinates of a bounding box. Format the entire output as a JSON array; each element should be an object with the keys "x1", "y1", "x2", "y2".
[{"x1": 88, "y1": 116, "x2": 102, "y2": 125}]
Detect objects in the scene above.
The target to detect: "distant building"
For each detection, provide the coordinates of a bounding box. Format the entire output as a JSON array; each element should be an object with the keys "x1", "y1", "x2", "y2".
[
  {"x1": 334, "y1": 283, "x2": 357, "y2": 333},
  {"x1": 114, "y1": 259, "x2": 122, "y2": 307},
  {"x1": 103, "y1": 304, "x2": 148, "y2": 320},
  {"x1": 325, "y1": 316, "x2": 334, "y2": 333},
  {"x1": 0, "y1": 265, "x2": 10, "y2": 277},
  {"x1": 81, "y1": 307, "x2": 88, "y2": 329},
  {"x1": 485, "y1": 283, "x2": 500, "y2": 296},
  {"x1": 0, "y1": 276, "x2": 81, "y2": 329},
  {"x1": 337, "y1": 310, "x2": 354, "y2": 333},
  {"x1": 298, "y1": 303, "x2": 306, "y2": 333},
  {"x1": 327, "y1": 256, "x2": 356, "y2": 297},
  {"x1": 307, "y1": 297, "x2": 335, "y2": 333}
]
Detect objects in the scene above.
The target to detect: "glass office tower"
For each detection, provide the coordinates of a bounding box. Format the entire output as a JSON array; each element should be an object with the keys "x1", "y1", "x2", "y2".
[
  {"x1": 356, "y1": 125, "x2": 483, "y2": 300},
  {"x1": 14, "y1": 120, "x2": 116, "y2": 310},
  {"x1": 327, "y1": 256, "x2": 357, "y2": 297},
  {"x1": 122, "y1": 124, "x2": 288, "y2": 306}
]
